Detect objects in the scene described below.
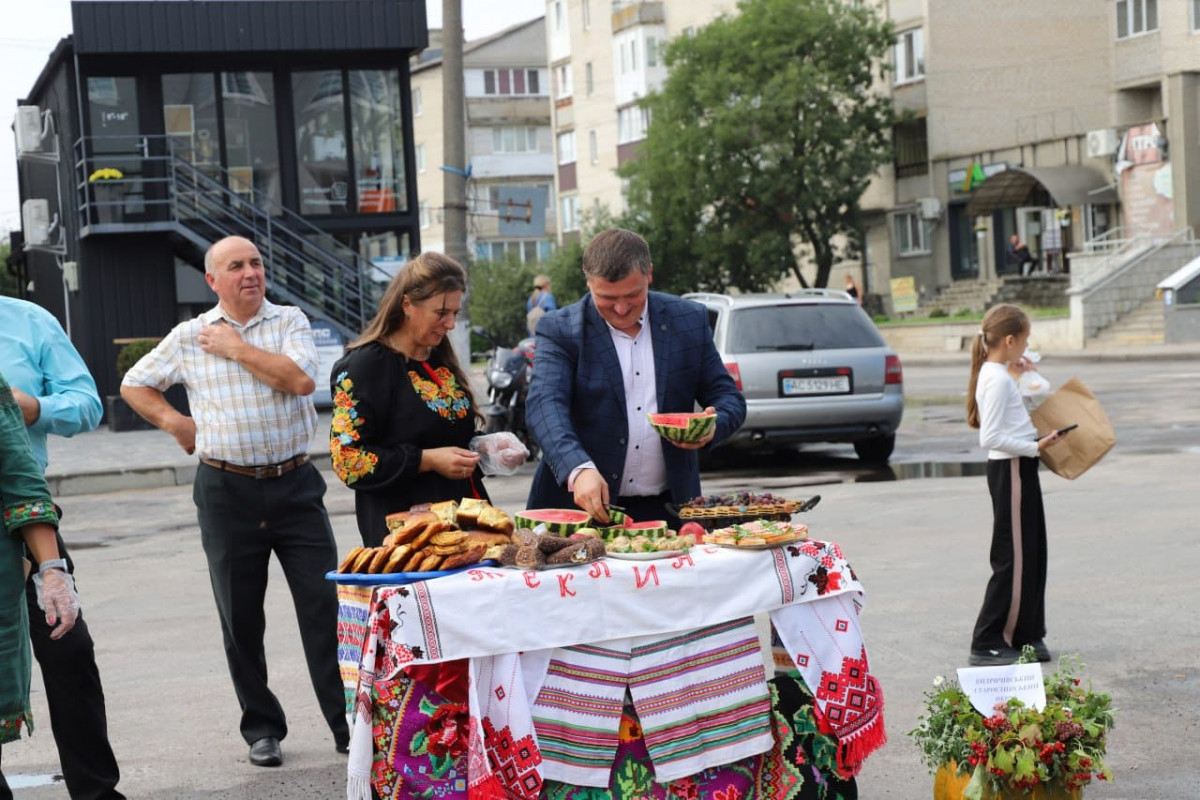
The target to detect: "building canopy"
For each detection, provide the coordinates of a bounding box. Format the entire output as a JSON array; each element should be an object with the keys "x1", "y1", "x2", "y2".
[{"x1": 966, "y1": 165, "x2": 1116, "y2": 217}]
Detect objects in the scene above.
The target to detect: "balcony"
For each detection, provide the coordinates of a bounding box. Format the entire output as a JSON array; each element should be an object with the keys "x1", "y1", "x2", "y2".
[{"x1": 612, "y1": 1, "x2": 664, "y2": 34}]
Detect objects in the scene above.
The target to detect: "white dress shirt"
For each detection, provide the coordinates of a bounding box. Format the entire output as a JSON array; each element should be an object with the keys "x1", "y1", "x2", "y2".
[{"x1": 568, "y1": 307, "x2": 668, "y2": 496}]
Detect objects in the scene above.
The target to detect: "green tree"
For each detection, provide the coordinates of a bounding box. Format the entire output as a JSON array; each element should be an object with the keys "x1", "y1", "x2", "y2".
[
  {"x1": 0, "y1": 239, "x2": 19, "y2": 298},
  {"x1": 621, "y1": 0, "x2": 895, "y2": 292}
]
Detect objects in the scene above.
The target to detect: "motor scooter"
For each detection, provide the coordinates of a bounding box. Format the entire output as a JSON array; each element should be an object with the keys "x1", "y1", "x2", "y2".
[{"x1": 473, "y1": 326, "x2": 539, "y2": 460}]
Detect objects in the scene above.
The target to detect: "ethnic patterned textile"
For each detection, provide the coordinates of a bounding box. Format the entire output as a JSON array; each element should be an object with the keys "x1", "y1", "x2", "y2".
[
  {"x1": 337, "y1": 584, "x2": 374, "y2": 717},
  {"x1": 529, "y1": 617, "x2": 773, "y2": 786},
  {"x1": 541, "y1": 674, "x2": 857, "y2": 800}
]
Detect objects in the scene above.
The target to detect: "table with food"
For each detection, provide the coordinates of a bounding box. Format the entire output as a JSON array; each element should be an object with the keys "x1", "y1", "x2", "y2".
[{"x1": 331, "y1": 489, "x2": 886, "y2": 800}]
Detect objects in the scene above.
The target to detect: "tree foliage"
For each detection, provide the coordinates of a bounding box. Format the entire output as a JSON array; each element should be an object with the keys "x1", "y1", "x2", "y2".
[{"x1": 621, "y1": 0, "x2": 895, "y2": 291}]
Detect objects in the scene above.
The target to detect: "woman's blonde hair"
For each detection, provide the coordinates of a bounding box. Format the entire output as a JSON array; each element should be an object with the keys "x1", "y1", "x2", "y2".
[
  {"x1": 966, "y1": 303, "x2": 1031, "y2": 429},
  {"x1": 349, "y1": 252, "x2": 479, "y2": 424}
]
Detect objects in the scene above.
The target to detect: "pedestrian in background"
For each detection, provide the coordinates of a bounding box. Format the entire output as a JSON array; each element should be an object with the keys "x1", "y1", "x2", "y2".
[
  {"x1": 965, "y1": 303, "x2": 1067, "y2": 666},
  {"x1": 121, "y1": 236, "x2": 348, "y2": 768},
  {"x1": 843, "y1": 274, "x2": 861, "y2": 305},
  {"x1": 0, "y1": 371, "x2": 80, "y2": 799},
  {"x1": 526, "y1": 274, "x2": 557, "y2": 335},
  {"x1": 0, "y1": 296, "x2": 124, "y2": 800}
]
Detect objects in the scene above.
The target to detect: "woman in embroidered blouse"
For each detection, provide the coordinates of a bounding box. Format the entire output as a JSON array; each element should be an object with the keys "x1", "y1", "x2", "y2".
[
  {"x1": 1, "y1": 372, "x2": 78, "y2": 750},
  {"x1": 330, "y1": 253, "x2": 490, "y2": 546}
]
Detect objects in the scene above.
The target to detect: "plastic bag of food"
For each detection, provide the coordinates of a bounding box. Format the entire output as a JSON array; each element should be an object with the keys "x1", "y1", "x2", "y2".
[{"x1": 469, "y1": 432, "x2": 529, "y2": 476}]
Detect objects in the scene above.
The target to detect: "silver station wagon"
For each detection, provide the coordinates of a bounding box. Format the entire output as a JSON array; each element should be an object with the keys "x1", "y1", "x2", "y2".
[{"x1": 685, "y1": 291, "x2": 904, "y2": 463}]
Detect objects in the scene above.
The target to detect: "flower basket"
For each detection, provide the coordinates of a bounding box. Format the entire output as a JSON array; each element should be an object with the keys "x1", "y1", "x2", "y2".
[{"x1": 911, "y1": 650, "x2": 1114, "y2": 799}]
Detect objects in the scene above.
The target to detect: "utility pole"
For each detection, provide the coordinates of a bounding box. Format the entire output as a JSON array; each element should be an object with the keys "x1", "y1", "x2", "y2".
[{"x1": 442, "y1": 0, "x2": 471, "y2": 361}]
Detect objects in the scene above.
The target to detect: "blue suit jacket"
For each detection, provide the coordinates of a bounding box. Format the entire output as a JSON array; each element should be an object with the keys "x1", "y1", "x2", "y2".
[{"x1": 525, "y1": 291, "x2": 746, "y2": 510}]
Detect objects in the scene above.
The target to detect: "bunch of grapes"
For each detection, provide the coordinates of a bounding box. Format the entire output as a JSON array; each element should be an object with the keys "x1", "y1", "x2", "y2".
[{"x1": 684, "y1": 491, "x2": 783, "y2": 509}]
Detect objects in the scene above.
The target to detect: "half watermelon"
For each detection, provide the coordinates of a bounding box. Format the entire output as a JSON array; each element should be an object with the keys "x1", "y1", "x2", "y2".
[
  {"x1": 647, "y1": 412, "x2": 717, "y2": 444},
  {"x1": 514, "y1": 509, "x2": 591, "y2": 536}
]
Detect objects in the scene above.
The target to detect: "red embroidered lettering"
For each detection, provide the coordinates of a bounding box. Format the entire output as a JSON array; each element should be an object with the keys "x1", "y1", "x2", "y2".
[
  {"x1": 523, "y1": 572, "x2": 541, "y2": 589},
  {"x1": 633, "y1": 564, "x2": 659, "y2": 588},
  {"x1": 670, "y1": 553, "x2": 694, "y2": 569},
  {"x1": 468, "y1": 569, "x2": 505, "y2": 581},
  {"x1": 557, "y1": 573, "x2": 577, "y2": 597},
  {"x1": 587, "y1": 561, "x2": 612, "y2": 579}
]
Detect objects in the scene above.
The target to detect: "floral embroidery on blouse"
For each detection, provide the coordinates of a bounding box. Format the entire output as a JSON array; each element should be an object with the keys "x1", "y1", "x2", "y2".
[
  {"x1": 409, "y1": 366, "x2": 471, "y2": 420},
  {"x1": 330, "y1": 371, "x2": 379, "y2": 485},
  {"x1": 4, "y1": 498, "x2": 58, "y2": 533}
]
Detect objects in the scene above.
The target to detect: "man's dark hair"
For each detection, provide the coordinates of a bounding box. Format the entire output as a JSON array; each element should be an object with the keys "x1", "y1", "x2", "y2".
[{"x1": 582, "y1": 228, "x2": 651, "y2": 282}]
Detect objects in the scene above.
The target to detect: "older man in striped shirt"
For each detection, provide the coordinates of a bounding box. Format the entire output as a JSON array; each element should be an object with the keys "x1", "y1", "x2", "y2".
[{"x1": 121, "y1": 236, "x2": 348, "y2": 768}]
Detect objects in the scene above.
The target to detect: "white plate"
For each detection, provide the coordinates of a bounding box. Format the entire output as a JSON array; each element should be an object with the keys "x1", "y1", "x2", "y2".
[
  {"x1": 606, "y1": 549, "x2": 685, "y2": 561},
  {"x1": 706, "y1": 535, "x2": 807, "y2": 551}
]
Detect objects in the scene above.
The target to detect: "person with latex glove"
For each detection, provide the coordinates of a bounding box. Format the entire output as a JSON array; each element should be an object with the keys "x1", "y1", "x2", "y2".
[{"x1": 1, "y1": 370, "x2": 77, "y2": 767}]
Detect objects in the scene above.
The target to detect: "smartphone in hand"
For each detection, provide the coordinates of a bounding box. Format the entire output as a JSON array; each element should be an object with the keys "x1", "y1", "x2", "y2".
[{"x1": 1056, "y1": 424, "x2": 1078, "y2": 435}]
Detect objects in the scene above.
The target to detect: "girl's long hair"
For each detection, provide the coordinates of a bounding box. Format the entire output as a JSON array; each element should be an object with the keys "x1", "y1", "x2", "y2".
[
  {"x1": 966, "y1": 303, "x2": 1031, "y2": 429},
  {"x1": 349, "y1": 252, "x2": 480, "y2": 425}
]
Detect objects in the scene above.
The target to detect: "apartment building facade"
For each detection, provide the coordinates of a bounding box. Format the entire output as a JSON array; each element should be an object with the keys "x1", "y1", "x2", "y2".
[
  {"x1": 546, "y1": 0, "x2": 737, "y2": 240},
  {"x1": 544, "y1": 0, "x2": 1200, "y2": 316},
  {"x1": 412, "y1": 18, "x2": 557, "y2": 264}
]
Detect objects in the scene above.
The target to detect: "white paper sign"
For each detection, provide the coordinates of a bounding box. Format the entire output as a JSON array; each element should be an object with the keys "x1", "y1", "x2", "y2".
[{"x1": 957, "y1": 663, "x2": 1046, "y2": 716}]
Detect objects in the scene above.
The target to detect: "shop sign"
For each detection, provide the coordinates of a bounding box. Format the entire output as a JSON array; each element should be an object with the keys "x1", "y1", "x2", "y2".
[
  {"x1": 890, "y1": 276, "x2": 918, "y2": 313},
  {"x1": 310, "y1": 321, "x2": 346, "y2": 408},
  {"x1": 948, "y1": 162, "x2": 1009, "y2": 194}
]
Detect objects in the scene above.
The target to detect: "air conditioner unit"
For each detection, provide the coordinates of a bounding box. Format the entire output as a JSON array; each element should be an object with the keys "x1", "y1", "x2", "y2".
[
  {"x1": 22, "y1": 199, "x2": 51, "y2": 246},
  {"x1": 1086, "y1": 128, "x2": 1118, "y2": 158},
  {"x1": 14, "y1": 106, "x2": 43, "y2": 155},
  {"x1": 917, "y1": 197, "x2": 942, "y2": 220}
]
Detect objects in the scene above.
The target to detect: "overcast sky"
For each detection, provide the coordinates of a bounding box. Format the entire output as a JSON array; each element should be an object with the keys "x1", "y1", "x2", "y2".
[{"x1": 0, "y1": 0, "x2": 544, "y2": 232}]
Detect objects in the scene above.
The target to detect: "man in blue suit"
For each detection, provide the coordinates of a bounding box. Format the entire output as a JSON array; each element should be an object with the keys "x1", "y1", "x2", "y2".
[{"x1": 526, "y1": 228, "x2": 746, "y2": 526}]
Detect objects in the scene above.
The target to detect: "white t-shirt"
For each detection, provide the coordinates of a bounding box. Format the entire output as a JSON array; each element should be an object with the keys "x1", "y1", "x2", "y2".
[{"x1": 976, "y1": 362, "x2": 1038, "y2": 460}]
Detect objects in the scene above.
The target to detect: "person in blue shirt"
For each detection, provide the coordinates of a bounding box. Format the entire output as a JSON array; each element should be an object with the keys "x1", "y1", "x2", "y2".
[
  {"x1": 0, "y1": 296, "x2": 124, "y2": 800},
  {"x1": 526, "y1": 274, "x2": 557, "y2": 335}
]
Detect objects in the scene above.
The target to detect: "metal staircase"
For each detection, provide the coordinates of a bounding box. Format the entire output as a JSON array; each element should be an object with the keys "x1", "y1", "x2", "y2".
[{"x1": 75, "y1": 135, "x2": 389, "y2": 340}]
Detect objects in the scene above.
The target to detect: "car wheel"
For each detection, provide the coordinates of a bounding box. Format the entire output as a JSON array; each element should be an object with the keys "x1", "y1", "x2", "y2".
[{"x1": 854, "y1": 434, "x2": 895, "y2": 464}]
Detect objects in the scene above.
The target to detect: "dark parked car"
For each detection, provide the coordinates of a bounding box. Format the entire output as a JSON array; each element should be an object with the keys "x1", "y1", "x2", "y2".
[{"x1": 684, "y1": 290, "x2": 903, "y2": 463}]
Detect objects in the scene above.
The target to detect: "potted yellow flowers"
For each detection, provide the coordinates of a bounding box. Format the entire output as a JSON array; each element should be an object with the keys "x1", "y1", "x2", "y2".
[
  {"x1": 909, "y1": 649, "x2": 1115, "y2": 799},
  {"x1": 88, "y1": 167, "x2": 125, "y2": 223}
]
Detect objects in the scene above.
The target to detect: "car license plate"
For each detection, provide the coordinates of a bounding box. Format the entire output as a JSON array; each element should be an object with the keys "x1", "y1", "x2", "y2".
[{"x1": 782, "y1": 376, "x2": 850, "y2": 395}]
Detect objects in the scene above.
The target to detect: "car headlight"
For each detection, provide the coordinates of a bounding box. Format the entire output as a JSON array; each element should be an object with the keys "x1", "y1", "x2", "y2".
[{"x1": 488, "y1": 369, "x2": 513, "y2": 389}]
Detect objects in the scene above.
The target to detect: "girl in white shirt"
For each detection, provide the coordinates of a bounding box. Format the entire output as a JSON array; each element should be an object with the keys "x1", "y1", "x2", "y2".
[{"x1": 964, "y1": 304, "x2": 1066, "y2": 666}]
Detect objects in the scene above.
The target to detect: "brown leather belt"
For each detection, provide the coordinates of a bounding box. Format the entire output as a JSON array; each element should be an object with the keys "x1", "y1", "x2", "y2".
[{"x1": 198, "y1": 454, "x2": 309, "y2": 479}]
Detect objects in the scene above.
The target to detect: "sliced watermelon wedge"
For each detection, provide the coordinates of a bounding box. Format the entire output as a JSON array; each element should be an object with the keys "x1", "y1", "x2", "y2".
[
  {"x1": 647, "y1": 412, "x2": 717, "y2": 444},
  {"x1": 514, "y1": 508, "x2": 591, "y2": 536}
]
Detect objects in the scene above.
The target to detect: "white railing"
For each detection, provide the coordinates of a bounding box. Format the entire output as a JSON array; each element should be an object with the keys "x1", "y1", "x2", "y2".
[{"x1": 1070, "y1": 229, "x2": 1193, "y2": 296}]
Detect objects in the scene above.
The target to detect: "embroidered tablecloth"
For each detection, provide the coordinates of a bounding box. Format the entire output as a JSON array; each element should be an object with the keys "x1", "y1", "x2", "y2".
[{"x1": 345, "y1": 541, "x2": 885, "y2": 798}]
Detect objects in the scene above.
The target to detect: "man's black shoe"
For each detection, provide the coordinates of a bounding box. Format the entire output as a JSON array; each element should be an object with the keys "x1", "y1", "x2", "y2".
[
  {"x1": 968, "y1": 646, "x2": 1021, "y2": 666},
  {"x1": 249, "y1": 737, "x2": 283, "y2": 767},
  {"x1": 335, "y1": 738, "x2": 350, "y2": 755},
  {"x1": 1029, "y1": 639, "x2": 1052, "y2": 662}
]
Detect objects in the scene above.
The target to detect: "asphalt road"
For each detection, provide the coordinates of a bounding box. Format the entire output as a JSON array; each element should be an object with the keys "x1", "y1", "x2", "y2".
[{"x1": 4, "y1": 356, "x2": 1198, "y2": 798}]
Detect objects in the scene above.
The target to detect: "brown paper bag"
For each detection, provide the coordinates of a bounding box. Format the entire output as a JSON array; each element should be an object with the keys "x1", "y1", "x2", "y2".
[{"x1": 1029, "y1": 377, "x2": 1116, "y2": 479}]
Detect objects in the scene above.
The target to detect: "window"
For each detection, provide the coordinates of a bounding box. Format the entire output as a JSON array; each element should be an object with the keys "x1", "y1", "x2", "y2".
[
  {"x1": 588, "y1": 130, "x2": 598, "y2": 164},
  {"x1": 894, "y1": 28, "x2": 924, "y2": 83},
  {"x1": 1116, "y1": 0, "x2": 1158, "y2": 38},
  {"x1": 681, "y1": 26, "x2": 695, "y2": 38},
  {"x1": 493, "y1": 126, "x2": 539, "y2": 153},
  {"x1": 556, "y1": 64, "x2": 573, "y2": 98},
  {"x1": 630, "y1": 39, "x2": 638, "y2": 71},
  {"x1": 561, "y1": 195, "x2": 581, "y2": 231},
  {"x1": 617, "y1": 106, "x2": 649, "y2": 144},
  {"x1": 586, "y1": 62, "x2": 594, "y2": 95},
  {"x1": 419, "y1": 199, "x2": 431, "y2": 229},
  {"x1": 293, "y1": 71, "x2": 350, "y2": 214},
  {"x1": 583, "y1": 0, "x2": 591, "y2": 29},
  {"x1": 646, "y1": 37, "x2": 659, "y2": 67},
  {"x1": 416, "y1": 143, "x2": 425, "y2": 173},
  {"x1": 557, "y1": 131, "x2": 576, "y2": 164},
  {"x1": 554, "y1": 0, "x2": 563, "y2": 31},
  {"x1": 349, "y1": 70, "x2": 406, "y2": 214},
  {"x1": 894, "y1": 212, "x2": 931, "y2": 255},
  {"x1": 413, "y1": 87, "x2": 423, "y2": 115},
  {"x1": 222, "y1": 72, "x2": 278, "y2": 206},
  {"x1": 1192, "y1": 0, "x2": 1200, "y2": 31},
  {"x1": 893, "y1": 118, "x2": 928, "y2": 178},
  {"x1": 620, "y1": 42, "x2": 630, "y2": 74},
  {"x1": 483, "y1": 69, "x2": 542, "y2": 96}
]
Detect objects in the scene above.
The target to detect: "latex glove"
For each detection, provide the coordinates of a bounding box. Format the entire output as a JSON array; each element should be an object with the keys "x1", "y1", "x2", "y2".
[{"x1": 32, "y1": 568, "x2": 80, "y2": 640}]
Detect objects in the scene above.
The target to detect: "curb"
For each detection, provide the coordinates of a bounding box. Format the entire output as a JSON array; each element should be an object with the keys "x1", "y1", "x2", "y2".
[{"x1": 46, "y1": 449, "x2": 336, "y2": 498}]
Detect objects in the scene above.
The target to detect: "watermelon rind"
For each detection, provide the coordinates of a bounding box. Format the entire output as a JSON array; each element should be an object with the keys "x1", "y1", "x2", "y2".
[
  {"x1": 646, "y1": 412, "x2": 717, "y2": 444},
  {"x1": 589, "y1": 508, "x2": 628, "y2": 528},
  {"x1": 514, "y1": 508, "x2": 591, "y2": 536},
  {"x1": 623, "y1": 520, "x2": 669, "y2": 538}
]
